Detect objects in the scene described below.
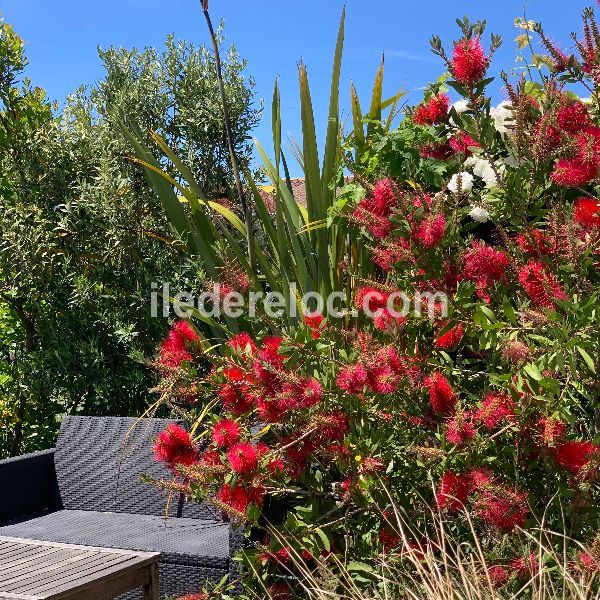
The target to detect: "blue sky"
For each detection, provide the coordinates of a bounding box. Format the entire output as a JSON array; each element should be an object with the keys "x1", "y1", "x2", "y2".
[{"x1": 0, "y1": 0, "x2": 593, "y2": 175}]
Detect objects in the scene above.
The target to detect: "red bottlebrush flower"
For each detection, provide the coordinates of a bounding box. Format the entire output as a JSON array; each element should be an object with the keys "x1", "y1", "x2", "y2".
[
  {"x1": 260, "y1": 547, "x2": 292, "y2": 565},
  {"x1": 371, "y1": 178, "x2": 397, "y2": 213},
  {"x1": 215, "y1": 483, "x2": 263, "y2": 518},
  {"x1": 300, "y1": 548, "x2": 316, "y2": 563},
  {"x1": 551, "y1": 127, "x2": 600, "y2": 187},
  {"x1": 258, "y1": 336, "x2": 284, "y2": 362},
  {"x1": 419, "y1": 142, "x2": 456, "y2": 160},
  {"x1": 336, "y1": 363, "x2": 368, "y2": 394},
  {"x1": 435, "y1": 471, "x2": 470, "y2": 513},
  {"x1": 462, "y1": 242, "x2": 511, "y2": 302},
  {"x1": 451, "y1": 37, "x2": 489, "y2": 86},
  {"x1": 326, "y1": 443, "x2": 352, "y2": 462},
  {"x1": 372, "y1": 239, "x2": 411, "y2": 271},
  {"x1": 557, "y1": 101, "x2": 592, "y2": 134},
  {"x1": 367, "y1": 365, "x2": 399, "y2": 394},
  {"x1": 473, "y1": 392, "x2": 516, "y2": 429},
  {"x1": 518, "y1": 260, "x2": 568, "y2": 309},
  {"x1": 222, "y1": 365, "x2": 247, "y2": 383},
  {"x1": 372, "y1": 308, "x2": 406, "y2": 332},
  {"x1": 353, "y1": 179, "x2": 397, "y2": 238},
  {"x1": 414, "y1": 213, "x2": 446, "y2": 248},
  {"x1": 537, "y1": 417, "x2": 566, "y2": 447},
  {"x1": 577, "y1": 126, "x2": 600, "y2": 158},
  {"x1": 314, "y1": 412, "x2": 349, "y2": 441},
  {"x1": 304, "y1": 313, "x2": 325, "y2": 339},
  {"x1": 273, "y1": 547, "x2": 292, "y2": 564},
  {"x1": 153, "y1": 424, "x2": 197, "y2": 470},
  {"x1": 406, "y1": 415, "x2": 427, "y2": 427},
  {"x1": 276, "y1": 384, "x2": 305, "y2": 413},
  {"x1": 283, "y1": 436, "x2": 316, "y2": 476},
  {"x1": 487, "y1": 565, "x2": 510, "y2": 587},
  {"x1": 378, "y1": 346, "x2": 416, "y2": 378},
  {"x1": 340, "y1": 478, "x2": 356, "y2": 496},
  {"x1": 510, "y1": 553, "x2": 540, "y2": 578},
  {"x1": 426, "y1": 372, "x2": 457, "y2": 416},
  {"x1": 413, "y1": 93, "x2": 450, "y2": 125},
  {"x1": 267, "y1": 456, "x2": 286, "y2": 476},
  {"x1": 435, "y1": 323, "x2": 464, "y2": 350},
  {"x1": 266, "y1": 583, "x2": 293, "y2": 600},
  {"x1": 177, "y1": 594, "x2": 209, "y2": 600},
  {"x1": 516, "y1": 229, "x2": 553, "y2": 255},
  {"x1": 354, "y1": 286, "x2": 391, "y2": 314},
  {"x1": 501, "y1": 340, "x2": 531, "y2": 366},
  {"x1": 574, "y1": 197, "x2": 600, "y2": 227},
  {"x1": 362, "y1": 214, "x2": 394, "y2": 238},
  {"x1": 228, "y1": 332, "x2": 256, "y2": 353},
  {"x1": 159, "y1": 321, "x2": 199, "y2": 367},
  {"x1": 197, "y1": 449, "x2": 222, "y2": 469},
  {"x1": 449, "y1": 131, "x2": 479, "y2": 155},
  {"x1": 552, "y1": 156, "x2": 599, "y2": 187},
  {"x1": 577, "y1": 551, "x2": 600, "y2": 573},
  {"x1": 554, "y1": 440, "x2": 598, "y2": 475},
  {"x1": 256, "y1": 397, "x2": 284, "y2": 423},
  {"x1": 218, "y1": 383, "x2": 254, "y2": 416},
  {"x1": 445, "y1": 412, "x2": 476, "y2": 446},
  {"x1": 474, "y1": 487, "x2": 529, "y2": 532},
  {"x1": 379, "y1": 526, "x2": 401, "y2": 550},
  {"x1": 298, "y1": 376, "x2": 324, "y2": 408},
  {"x1": 534, "y1": 117, "x2": 563, "y2": 156},
  {"x1": 227, "y1": 442, "x2": 259, "y2": 475},
  {"x1": 212, "y1": 419, "x2": 241, "y2": 449},
  {"x1": 467, "y1": 468, "x2": 493, "y2": 490},
  {"x1": 304, "y1": 313, "x2": 324, "y2": 328},
  {"x1": 253, "y1": 338, "x2": 285, "y2": 390},
  {"x1": 548, "y1": 43, "x2": 571, "y2": 74}
]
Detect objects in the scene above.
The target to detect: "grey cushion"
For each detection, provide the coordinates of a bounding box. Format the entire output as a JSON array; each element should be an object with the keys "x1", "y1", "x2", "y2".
[
  {"x1": 0, "y1": 510, "x2": 230, "y2": 569},
  {"x1": 53, "y1": 416, "x2": 213, "y2": 519}
]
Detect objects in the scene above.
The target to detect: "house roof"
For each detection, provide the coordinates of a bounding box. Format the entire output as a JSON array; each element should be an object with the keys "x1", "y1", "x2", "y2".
[
  {"x1": 258, "y1": 177, "x2": 353, "y2": 212},
  {"x1": 258, "y1": 178, "x2": 307, "y2": 212}
]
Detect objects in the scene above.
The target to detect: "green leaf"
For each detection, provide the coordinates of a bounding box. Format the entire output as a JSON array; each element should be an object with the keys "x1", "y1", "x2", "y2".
[
  {"x1": 577, "y1": 347, "x2": 596, "y2": 373},
  {"x1": 314, "y1": 527, "x2": 331, "y2": 552},
  {"x1": 524, "y1": 363, "x2": 543, "y2": 381},
  {"x1": 367, "y1": 59, "x2": 384, "y2": 138},
  {"x1": 347, "y1": 561, "x2": 374, "y2": 573}
]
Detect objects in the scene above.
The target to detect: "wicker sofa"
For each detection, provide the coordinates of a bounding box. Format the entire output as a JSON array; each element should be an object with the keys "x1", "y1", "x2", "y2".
[{"x1": 0, "y1": 416, "x2": 242, "y2": 599}]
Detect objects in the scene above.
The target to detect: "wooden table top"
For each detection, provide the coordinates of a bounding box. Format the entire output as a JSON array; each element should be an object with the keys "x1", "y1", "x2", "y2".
[{"x1": 0, "y1": 536, "x2": 159, "y2": 600}]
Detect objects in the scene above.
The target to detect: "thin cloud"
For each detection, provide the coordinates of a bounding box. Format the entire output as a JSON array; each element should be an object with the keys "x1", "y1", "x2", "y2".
[{"x1": 384, "y1": 50, "x2": 436, "y2": 63}]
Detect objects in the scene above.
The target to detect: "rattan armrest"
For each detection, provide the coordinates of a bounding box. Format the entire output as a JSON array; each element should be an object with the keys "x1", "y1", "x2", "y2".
[{"x1": 0, "y1": 449, "x2": 58, "y2": 523}]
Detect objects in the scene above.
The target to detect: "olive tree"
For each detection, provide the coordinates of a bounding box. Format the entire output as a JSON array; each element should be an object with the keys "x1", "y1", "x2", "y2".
[{"x1": 0, "y1": 19, "x2": 261, "y2": 456}]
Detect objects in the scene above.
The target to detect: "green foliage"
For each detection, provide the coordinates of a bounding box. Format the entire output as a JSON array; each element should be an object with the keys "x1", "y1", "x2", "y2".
[
  {"x1": 125, "y1": 10, "x2": 401, "y2": 341},
  {"x1": 0, "y1": 19, "x2": 260, "y2": 456}
]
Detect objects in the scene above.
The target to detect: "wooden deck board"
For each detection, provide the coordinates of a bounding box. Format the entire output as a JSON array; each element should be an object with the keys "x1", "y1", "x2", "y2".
[
  {"x1": 0, "y1": 537, "x2": 159, "y2": 600},
  {"x1": 0, "y1": 542, "x2": 26, "y2": 557},
  {"x1": 18, "y1": 556, "x2": 137, "y2": 594},
  {"x1": 0, "y1": 548, "x2": 67, "y2": 577},
  {"x1": 2, "y1": 552, "x2": 118, "y2": 590}
]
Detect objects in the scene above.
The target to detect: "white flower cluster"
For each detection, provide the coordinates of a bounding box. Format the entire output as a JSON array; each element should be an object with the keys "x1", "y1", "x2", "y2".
[
  {"x1": 444, "y1": 101, "x2": 522, "y2": 223},
  {"x1": 465, "y1": 156, "x2": 499, "y2": 187},
  {"x1": 447, "y1": 172, "x2": 474, "y2": 194},
  {"x1": 490, "y1": 101, "x2": 513, "y2": 135}
]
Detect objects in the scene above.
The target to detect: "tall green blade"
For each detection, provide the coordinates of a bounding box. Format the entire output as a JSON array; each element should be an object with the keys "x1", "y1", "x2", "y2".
[
  {"x1": 367, "y1": 58, "x2": 384, "y2": 139},
  {"x1": 321, "y1": 7, "x2": 345, "y2": 201},
  {"x1": 351, "y1": 83, "x2": 365, "y2": 159},
  {"x1": 298, "y1": 62, "x2": 322, "y2": 226}
]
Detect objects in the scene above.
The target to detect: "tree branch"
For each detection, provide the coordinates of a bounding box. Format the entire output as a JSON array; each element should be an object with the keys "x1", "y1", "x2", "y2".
[{"x1": 200, "y1": 1, "x2": 256, "y2": 271}]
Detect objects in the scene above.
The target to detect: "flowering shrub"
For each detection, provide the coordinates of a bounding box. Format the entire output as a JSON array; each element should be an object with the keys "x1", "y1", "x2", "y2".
[{"x1": 150, "y1": 6, "x2": 600, "y2": 598}]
